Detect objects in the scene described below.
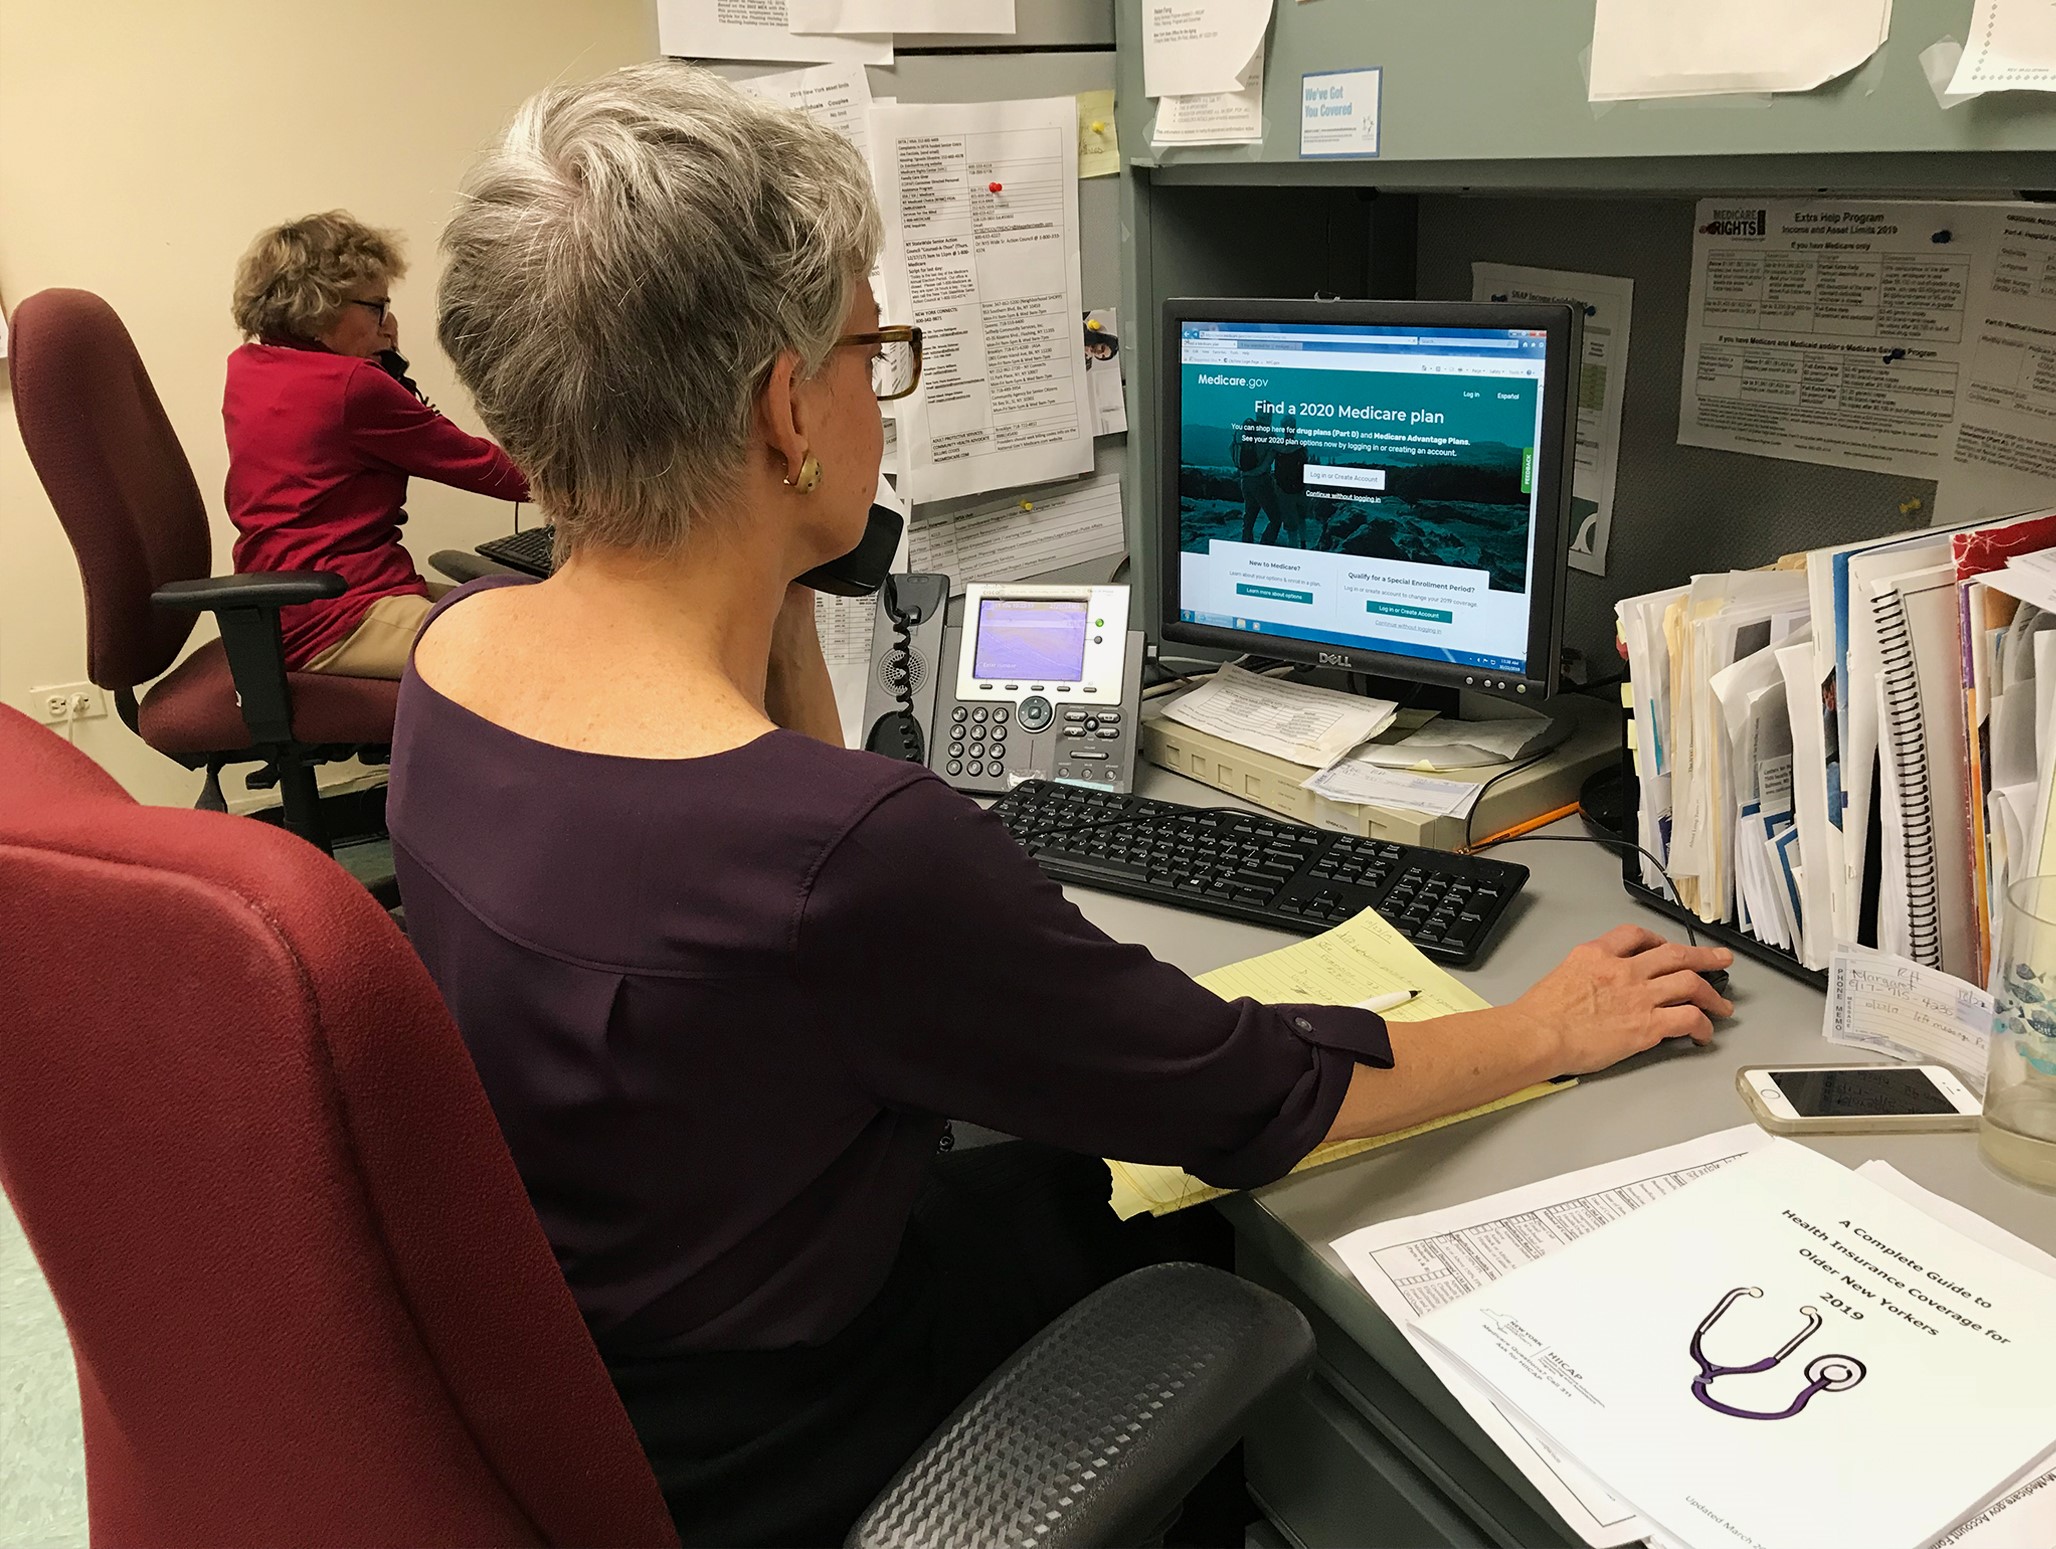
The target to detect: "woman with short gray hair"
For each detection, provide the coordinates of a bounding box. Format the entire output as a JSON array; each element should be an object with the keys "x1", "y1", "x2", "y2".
[{"x1": 389, "y1": 63, "x2": 1730, "y2": 1546}]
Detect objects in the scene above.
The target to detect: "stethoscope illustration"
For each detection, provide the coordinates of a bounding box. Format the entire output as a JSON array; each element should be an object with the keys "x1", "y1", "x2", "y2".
[{"x1": 1688, "y1": 1287, "x2": 1867, "y2": 1421}]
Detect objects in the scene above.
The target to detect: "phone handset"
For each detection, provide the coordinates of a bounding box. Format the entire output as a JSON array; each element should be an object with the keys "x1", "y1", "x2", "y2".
[{"x1": 864, "y1": 572, "x2": 951, "y2": 762}]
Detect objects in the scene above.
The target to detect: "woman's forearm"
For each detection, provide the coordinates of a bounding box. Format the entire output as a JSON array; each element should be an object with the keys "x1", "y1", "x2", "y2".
[
  {"x1": 1316, "y1": 924, "x2": 1736, "y2": 1147},
  {"x1": 1321, "y1": 1006, "x2": 1562, "y2": 1145}
]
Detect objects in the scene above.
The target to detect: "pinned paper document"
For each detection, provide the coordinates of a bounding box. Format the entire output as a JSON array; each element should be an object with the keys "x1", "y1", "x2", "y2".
[
  {"x1": 872, "y1": 96, "x2": 1096, "y2": 503},
  {"x1": 1586, "y1": 0, "x2": 1891, "y2": 100},
  {"x1": 1075, "y1": 90, "x2": 1120, "y2": 177},
  {"x1": 787, "y1": 0, "x2": 1015, "y2": 32},
  {"x1": 1141, "y1": 0, "x2": 1272, "y2": 97},
  {"x1": 1945, "y1": 0, "x2": 2056, "y2": 96},
  {"x1": 1472, "y1": 264, "x2": 1633, "y2": 575},
  {"x1": 656, "y1": 0, "x2": 891, "y2": 65},
  {"x1": 905, "y1": 467, "x2": 1125, "y2": 594},
  {"x1": 1153, "y1": 43, "x2": 1266, "y2": 147},
  {"x1": 1082, "y1": 308, "x2": 1127, "y2": 435},
  {"x1": 736, "y1": 63, "x2": 875, "y2": 156}
]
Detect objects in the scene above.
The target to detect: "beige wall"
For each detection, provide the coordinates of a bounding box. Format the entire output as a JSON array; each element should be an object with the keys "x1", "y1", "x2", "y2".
[{"x1": 0, "y1": 0, "x2": 655, "y2": 803}]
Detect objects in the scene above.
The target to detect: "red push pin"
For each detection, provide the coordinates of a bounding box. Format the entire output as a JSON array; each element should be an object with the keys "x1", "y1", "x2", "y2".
[{"x1": 987, "y1": 181, "x2": 1003, "y2": 193}]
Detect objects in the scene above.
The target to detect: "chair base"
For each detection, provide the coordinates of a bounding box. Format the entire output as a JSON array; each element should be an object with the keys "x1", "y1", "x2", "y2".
[{"x1": 243, "y1": 779, "x2": 390, "y2": 852}]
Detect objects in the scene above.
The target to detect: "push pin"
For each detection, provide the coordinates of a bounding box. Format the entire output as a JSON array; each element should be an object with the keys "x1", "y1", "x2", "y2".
[
  {"x1": 1900, "y1": 496, "x2": 1924, "y2": 517},
  {"x1": 1019, "y1": 499, "x2": 1035, "y2": 512},
  {"x1": 1089, "y1": 120, "x2": 1107, "y2": 134},
  {"x1": 1086, "y1": 318, "x2": 1103, "y2": 331},
  {"x1": 988, "y1": 181, "x2": 1003, "y2": 193}
]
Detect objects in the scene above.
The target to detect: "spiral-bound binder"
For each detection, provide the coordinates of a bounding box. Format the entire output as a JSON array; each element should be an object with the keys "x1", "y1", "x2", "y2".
[{"x1": 1871, "y1": 584, "x2": 1943, "y2": 968}]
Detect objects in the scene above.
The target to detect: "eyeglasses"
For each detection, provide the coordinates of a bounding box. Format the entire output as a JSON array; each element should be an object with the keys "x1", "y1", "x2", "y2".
[
  {"x1": 836, "y1": 325, "x2": 923, "y2": 402},
  {"x1": 346, "y1": 298, "x2": 391, "y2": 323}
]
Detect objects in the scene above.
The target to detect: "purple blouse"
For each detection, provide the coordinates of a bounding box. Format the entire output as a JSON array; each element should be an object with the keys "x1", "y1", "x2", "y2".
[{"x1": 388, "y1": 580, "x2": 1393, "y2": 1354}]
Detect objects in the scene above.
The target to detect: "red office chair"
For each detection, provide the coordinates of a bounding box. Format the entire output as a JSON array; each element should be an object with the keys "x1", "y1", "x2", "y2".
[
  {"x1": 0, "y1": 703, "x2": 1318, "y2": 1548},
  {"x1": 8, "y1": 288, "x2": 397, "y2": 852},
  {"x1": 0, "y1": 703, "x2": 677, "y2": 1547}
]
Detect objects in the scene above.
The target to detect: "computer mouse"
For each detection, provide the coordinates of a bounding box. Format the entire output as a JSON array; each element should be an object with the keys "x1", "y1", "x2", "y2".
[{"x1": 1702, "y1": 966, "x2": 1732, "y2": 1001}]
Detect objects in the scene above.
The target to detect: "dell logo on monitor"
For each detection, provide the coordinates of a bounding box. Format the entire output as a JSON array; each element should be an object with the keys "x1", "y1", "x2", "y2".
[{"x1": 1318, "y1": 651, "x2": 1356, "y2": 667}]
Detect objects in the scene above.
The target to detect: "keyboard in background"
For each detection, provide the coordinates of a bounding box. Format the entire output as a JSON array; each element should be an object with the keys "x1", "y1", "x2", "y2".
[
  {"x1": 475, "y1": 525, "x2": 557, "y2": 577},
  {"x1": 987, "y1": 779, "x2": 1527, "y2": 966}
]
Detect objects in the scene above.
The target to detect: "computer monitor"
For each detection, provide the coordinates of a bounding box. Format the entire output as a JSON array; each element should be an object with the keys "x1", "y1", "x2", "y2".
[{"x1": 1158, "y1": 298, "x2": 1581, "y2": 700}]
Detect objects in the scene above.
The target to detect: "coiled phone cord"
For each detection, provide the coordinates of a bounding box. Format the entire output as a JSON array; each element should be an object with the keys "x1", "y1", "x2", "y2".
[{"x1": 865, "y1": 576, "x2": 929, "y2": 763}]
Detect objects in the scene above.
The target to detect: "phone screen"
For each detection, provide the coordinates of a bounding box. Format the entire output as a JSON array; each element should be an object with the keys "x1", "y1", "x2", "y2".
[{"x1": 1770, "y1": 1067, "x2": 1958, "y2": 1117}]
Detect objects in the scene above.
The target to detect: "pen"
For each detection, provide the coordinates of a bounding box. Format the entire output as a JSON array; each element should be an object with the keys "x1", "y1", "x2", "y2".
[{"x1": 1357, "y1": 989, "x2": 1421, "y2": 1014}]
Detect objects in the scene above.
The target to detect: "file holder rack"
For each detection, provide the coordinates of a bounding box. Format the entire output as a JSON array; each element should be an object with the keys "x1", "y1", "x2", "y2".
[{"x1": 1616, "y1": 737, "x2": 1828, "y2": 991}]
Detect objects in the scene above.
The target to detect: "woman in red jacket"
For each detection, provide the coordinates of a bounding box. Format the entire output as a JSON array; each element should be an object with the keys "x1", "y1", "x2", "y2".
[{"x1": 224, "y1": 211, "x2": 529, "y2": 678}]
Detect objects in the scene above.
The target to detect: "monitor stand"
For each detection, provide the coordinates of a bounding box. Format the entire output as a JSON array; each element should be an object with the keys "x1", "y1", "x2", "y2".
[{"x1": 1138, "y1": 691, "x2": 1619, "y2": 850}]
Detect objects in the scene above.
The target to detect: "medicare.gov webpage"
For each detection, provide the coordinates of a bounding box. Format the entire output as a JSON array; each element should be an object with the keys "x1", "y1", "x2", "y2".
[{"x1": 1175, "y1": 320, "x2": 1548, "y2": 676}]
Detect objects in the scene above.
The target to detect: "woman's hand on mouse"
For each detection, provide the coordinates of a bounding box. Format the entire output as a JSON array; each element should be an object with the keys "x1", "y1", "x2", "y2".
[{"x1": 1508, "y1": 925, "x2": 1734, "y2": 1076}]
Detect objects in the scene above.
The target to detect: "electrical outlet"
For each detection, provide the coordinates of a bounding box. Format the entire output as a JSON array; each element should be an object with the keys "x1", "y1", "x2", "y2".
[{"x1": 28, "y1": 682, "x2": 107, "y2": 725}]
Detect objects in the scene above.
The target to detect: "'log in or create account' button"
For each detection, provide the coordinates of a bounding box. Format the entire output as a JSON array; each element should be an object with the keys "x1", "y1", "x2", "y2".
[
  {"x1": 1365, "y1": 600, "x2": 1453, "y2": 623},
  {"x1": 1235, "y1": 583, "x2": 1314, "y2": 604}
]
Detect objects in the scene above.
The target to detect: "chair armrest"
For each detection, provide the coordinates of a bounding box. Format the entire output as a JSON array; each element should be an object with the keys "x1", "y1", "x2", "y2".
[
  {"x1": 427, "y1": 549, "x2": 518, "y2": 584},
  {"x1": 151, "y1": 571, "x2": 345, "y2": 612},
  {"x1": 148, "y1": 572, "x2": 345, "y2": 744},
  {"x1": 846, "y1": 1263, "x2": 1314, "y2": 1549}
]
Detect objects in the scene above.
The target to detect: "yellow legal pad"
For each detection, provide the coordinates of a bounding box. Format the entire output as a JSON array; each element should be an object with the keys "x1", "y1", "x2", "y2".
[{"x1": 1105, "y1": 908, "x2": 1568, "y2": 1218}]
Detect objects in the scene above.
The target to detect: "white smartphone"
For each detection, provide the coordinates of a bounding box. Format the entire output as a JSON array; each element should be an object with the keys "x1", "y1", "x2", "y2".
[{"x1": 1736, "y1": 1063, "x2": 1982, "y2": 1135}]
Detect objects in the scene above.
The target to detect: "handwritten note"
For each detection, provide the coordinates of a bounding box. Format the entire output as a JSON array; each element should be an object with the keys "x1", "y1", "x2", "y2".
[{"x1": 1824, "y1": 943, "x2": 1996, "y2": 1091}]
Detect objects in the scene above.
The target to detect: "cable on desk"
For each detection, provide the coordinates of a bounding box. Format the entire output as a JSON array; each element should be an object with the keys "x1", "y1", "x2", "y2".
[
  {"x1": 1463, "y1": 830, "x2": 1700, "y2": 947},
  {"x1": 1458, "y1": 751, "x2": 1552, "y2": 849}
]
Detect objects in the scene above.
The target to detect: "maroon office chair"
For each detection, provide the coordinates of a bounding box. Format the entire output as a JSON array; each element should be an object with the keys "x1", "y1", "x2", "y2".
[
  {"x1": 0, "y1": 702, "x2": 1321, "y2": 1549},
  {"x1": 8, "y1": 287, "x2": 397, "y2": 852},
  {"x1": 0, "y1": 702, "x2": 678, "y2": 1547}
]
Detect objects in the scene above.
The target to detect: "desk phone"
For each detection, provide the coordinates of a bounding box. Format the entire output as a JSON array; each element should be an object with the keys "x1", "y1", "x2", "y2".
[{"x1": 860, "y1": 577, "x2": 1144, "y2": 795}]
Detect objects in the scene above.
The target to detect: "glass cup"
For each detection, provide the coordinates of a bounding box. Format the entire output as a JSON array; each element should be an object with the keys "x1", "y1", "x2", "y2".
[{"x1": 1983, "y1": 875, "x2": 2056, "y2": 1191}]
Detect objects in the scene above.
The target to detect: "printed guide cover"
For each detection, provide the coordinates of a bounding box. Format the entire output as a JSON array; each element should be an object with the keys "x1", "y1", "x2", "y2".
[{"x1": 1416, "y1": 1141, "x2": 2056, "y2": 1549}]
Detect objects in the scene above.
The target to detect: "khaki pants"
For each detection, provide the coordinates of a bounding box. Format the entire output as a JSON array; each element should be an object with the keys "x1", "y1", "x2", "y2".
[{"x1": 302, "y1": 584, "x2": 454, "y2": 679}]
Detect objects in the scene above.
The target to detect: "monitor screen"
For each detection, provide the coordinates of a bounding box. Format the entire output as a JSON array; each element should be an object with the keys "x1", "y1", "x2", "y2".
[
  {"x1": 1161, "y1": 302, "x2": 1575, "y2": 694},
  {"x1": 972, "y1": 597, "x2": 1091, "y2": 682}
]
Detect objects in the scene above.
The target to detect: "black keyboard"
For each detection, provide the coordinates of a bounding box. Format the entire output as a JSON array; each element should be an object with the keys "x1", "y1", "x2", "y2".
[
  {"x1": 475, "y1": 525, "x2": 556, "y2": 577},
  {"x1": 988, "y1": 779, "x2": 1527, "y2": 965}
]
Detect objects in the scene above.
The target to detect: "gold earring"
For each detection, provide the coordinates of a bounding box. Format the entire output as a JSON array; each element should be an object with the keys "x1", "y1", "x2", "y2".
[{"x1": 783, "y1": 453, "x2": 823, "y2": 495}]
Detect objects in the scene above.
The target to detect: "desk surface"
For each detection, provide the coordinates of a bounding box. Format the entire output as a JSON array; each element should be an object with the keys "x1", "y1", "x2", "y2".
[
  {"x1": 1074, "y1": 761, "x2": 2055, "y2": 1254},
  {"x1": 1055, "y1": 757, "x2": 2056, "y2": 1541}
]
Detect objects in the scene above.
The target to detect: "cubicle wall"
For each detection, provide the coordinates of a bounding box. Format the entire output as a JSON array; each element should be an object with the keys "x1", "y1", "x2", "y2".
[
  {"x1": 1112, "y1": 0, "x2": 2056, "y2": 669},
  {"x1": 1416, "y1": 194, "x2": 1940, "y2": 664}
]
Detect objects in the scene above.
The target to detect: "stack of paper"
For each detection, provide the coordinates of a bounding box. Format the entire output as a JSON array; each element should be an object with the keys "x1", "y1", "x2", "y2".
[
  {"x1": 1616, "y1": 570, "x2": 1811, "y2": 952},
  {"x1": 1618, "y1": 506, "x2": 2056, "y2": 988},
  {"x1": 1353, "y1": 1138, "x2": 2056, "y2": 1549},
  {"x1": 1159, "y1": 664, "x2": 1398, "y2": 769}
]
